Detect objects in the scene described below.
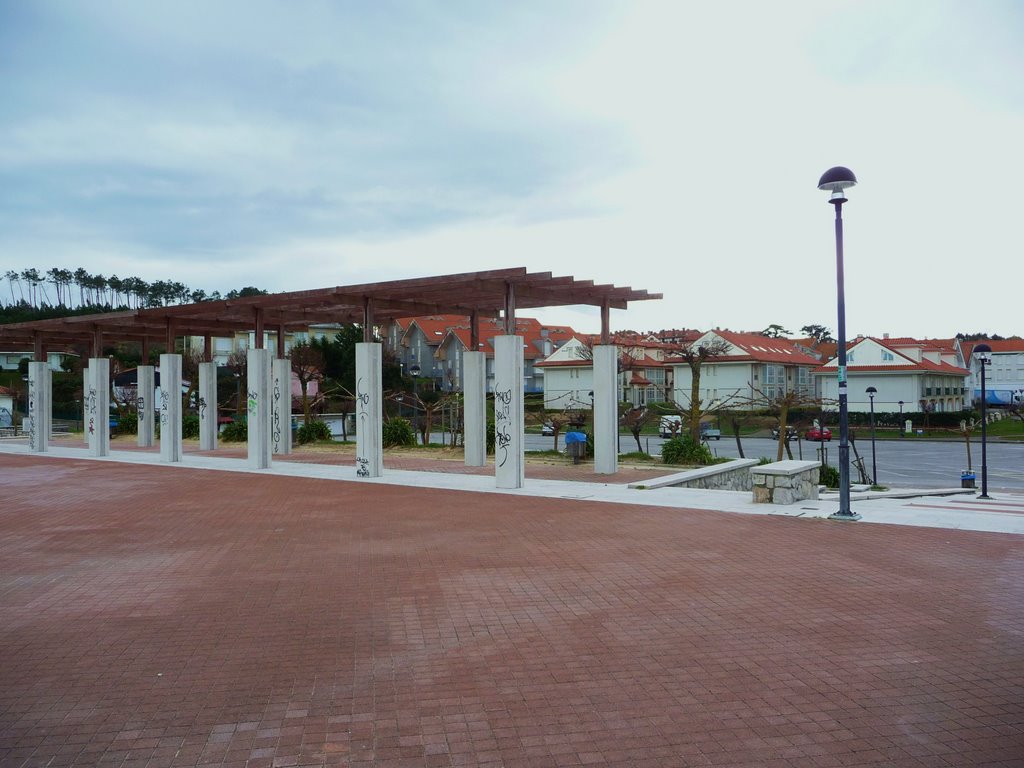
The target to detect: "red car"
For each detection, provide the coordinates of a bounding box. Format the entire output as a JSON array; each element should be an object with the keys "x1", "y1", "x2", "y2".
[{"x1": 804, "y1": 426, "x2": 832, "y2": 441}]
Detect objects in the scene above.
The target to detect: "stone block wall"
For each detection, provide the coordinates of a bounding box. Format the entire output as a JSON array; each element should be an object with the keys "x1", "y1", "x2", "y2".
[{"x1": 751, "y1": 460, "x2": 821, "y2": 504}]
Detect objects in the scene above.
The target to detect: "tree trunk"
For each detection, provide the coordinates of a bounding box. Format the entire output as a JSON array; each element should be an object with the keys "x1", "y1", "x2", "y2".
[
  {"x1": 300, "y1": 382, "x2": 311, "y2": 425},
  {"x1": 731, "y1": 418, "x2": 745, "y2": 459},
  {"x1": 689, "y1": 362, "x2": 702, "y2": 443},
  {"x1": 776, "y1": 403, "x2": 790, "y2": 462}
]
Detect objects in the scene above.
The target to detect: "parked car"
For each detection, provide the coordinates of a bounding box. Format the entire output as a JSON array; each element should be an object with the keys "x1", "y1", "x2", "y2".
[
  {"x1": 541, "y1": 420, "x2": 555, "y2": 436},
  {"x1": 659, "y1": 415, "x2": 682, "y2": 438},
  {"x1": 805, "y1": 426, "x2": 832, "y2": 441},
  {"x1": 770, "y1": 425, "x2": 799, "y2": 441},
  {"x1": 700, "y1": 423, "x2": 721, "y2": 440}
]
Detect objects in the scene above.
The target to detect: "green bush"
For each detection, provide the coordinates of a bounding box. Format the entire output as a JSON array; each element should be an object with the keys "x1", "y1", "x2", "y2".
[
  {"x1": 819, "y1": 464, "x2": 840, "y2": 488},
  {"x1": 382, "y1": 417, "x2": 415, "y2": 448},
  {"x1": 661, "y1": 434, "x2": 714, "y2": 466},
  {"x1": 117, "y1": 411, "x2": 138, "y2": 435},
  {"x1": 486, "y1": 420, "x2": 495, "y2": 454},
  {"x1": 182, "y1": 413, "x2": 200, "y2": 439},
  {"x1": 296, "y1": 419, "x2": 332, "y2": 444},
  {"x1": 221, "y1": 419, "x2": 248, "y2": 442}
]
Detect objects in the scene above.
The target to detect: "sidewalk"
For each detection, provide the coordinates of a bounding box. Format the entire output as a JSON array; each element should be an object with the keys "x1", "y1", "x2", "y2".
[{"x1": 2, "y1": 441, "x2": 1023, "y2": 535}]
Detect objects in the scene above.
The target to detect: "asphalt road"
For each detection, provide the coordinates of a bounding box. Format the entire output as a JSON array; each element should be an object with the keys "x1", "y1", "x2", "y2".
[{"x1": 522, "y1": 432, "x2": 1024, "y2": 492}]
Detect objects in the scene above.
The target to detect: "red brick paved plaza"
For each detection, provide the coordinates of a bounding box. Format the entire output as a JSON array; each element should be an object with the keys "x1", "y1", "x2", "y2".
[{"x1": 1, "y1": 453, "x2": 1022, "y2": 767}]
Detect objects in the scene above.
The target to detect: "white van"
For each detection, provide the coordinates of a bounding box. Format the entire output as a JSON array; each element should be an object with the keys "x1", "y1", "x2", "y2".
[{"x1": 659, "y1": 415, "x2": 682, "y2": 438}]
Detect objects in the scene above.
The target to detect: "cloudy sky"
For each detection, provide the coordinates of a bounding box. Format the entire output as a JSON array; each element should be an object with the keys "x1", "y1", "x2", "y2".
[{"x1": 2, "y1": 0, "x2": 1022, "y2": 339}]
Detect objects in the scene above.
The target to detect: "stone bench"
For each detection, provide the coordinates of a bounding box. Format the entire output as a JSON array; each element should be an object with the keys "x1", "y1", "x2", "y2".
[
  {"x1": 628, "y1": 459, "x2": 758, "y2": 491},
  {"x1": 751, "y1": 460, "x2": 821, "y2": 504}
]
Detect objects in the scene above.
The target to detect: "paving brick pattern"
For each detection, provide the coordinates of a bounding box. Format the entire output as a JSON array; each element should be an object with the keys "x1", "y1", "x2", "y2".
[{"x1": 1, "y1": 453, "x2": 1022, "y2": 768}]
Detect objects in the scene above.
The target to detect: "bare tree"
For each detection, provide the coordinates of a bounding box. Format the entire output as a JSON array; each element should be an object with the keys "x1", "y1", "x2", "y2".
[
  {"x1": 672, "y1": 340, "x2": 732, "y2": 442},
  {"x1": 621, "y1": 405, "x2": 655, "y2": 453},
  {"x1": 743, "y1": 384, "x2": 827, "y2": 462},
  {"x1": 289, "y1": 341, "x2": 325, "y2": 425}
]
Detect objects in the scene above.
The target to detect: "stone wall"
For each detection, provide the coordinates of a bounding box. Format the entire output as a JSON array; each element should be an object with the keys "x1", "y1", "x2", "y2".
[
  {"x1": 751, "y1": 460, "x2": 821, "y2": 504},
  {"x1": 628, "y1": 459, "x2": 758, "y2": 492}
]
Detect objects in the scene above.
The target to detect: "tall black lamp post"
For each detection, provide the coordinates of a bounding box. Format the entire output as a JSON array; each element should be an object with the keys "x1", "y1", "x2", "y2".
[
  {"x1": 975, "y1": 343, "x2": 992, "y2": 499},
  {"x1": 819, "y1": 166, "x2": 859, "y2": 520},
  {"x1": 898, "y1": 400, "x2": 904, "y2": 436},
  {"x1": 865, "y1": 386, "x2": 877, "y2": 485}
]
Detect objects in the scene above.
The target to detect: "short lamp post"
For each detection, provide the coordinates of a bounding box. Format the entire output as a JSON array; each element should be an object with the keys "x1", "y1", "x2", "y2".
[
  {"x1": 975, "y1": 343, "x2": 992, "y2": 499},
  {"x1": 819, "y1": 166, "x2": 859, "y2": 521},
  {"x1": 865, "y1": 386, "x2": 877, "y2": 485},
  {"x1": 898, "y1": 400, "x2": 904, "y2": 436}
]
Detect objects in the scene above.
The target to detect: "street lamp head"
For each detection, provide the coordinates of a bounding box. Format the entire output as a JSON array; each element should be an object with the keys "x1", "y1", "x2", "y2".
[
  {"x1": 866, "y1": 386, "x2": 877, "y2": 395},
  {"x1": 974, "y1": 342, "x2": 991, "y2": 362},
  {"x1": 818, "y1": 166, "x2": 857, "y2": 203}
]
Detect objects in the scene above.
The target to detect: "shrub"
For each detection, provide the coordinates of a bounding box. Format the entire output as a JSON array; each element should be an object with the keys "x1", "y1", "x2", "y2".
[
  {"x1": 117, "y1": 411, "x2": 138, "y2": 435},
  {"x1": 221, "y1": 419, "x2": 248, "y2": 442},
  {"x1": 819, "y1": 464, "x2": 840, "y2": 488},
  {"x1": 486, "y1": 420, "x2": 495, "y2": 454},
  {"x1": 296, "y1": 419, "x2": 332, "y2": 444},
  {"x1": 182, "y1": 413, "x2": 200, "y2": 439},
  {"x1": 382, "y1": 417, "x2": 415, "y2": 448},
  {"x1": 661, "y1": 434, "x2": 714, "y2": 466}
]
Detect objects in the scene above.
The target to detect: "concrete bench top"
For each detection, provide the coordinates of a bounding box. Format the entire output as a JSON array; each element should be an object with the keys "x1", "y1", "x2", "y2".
[
  {"x1": 628, "y1": 458, "x2": 758, "y2": 489},
  {"x1": 751, "y1": 460, "x2": 821, "y2": 476}
]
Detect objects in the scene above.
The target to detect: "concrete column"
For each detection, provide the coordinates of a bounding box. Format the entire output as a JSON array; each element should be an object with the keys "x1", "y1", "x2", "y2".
[
  {"x1": 272, "y1": 358, "x2": 292, "y2": 455},
  {"x1": 87, "y1": 357, "x2": 110, "y2": 457},
  {"x1": 494, "y1": 335, "x2": 524, "y2": 489},
  {"x1": 593, "y1": 344, "x2": 619, "y2": 475},
  {"x1": 136, "y1": 365, "x2": 155, "y2": 447},
  {"x1": 83, "y1": 366, "x2": 92, "y2": 449},
  {"x1": 246, "y1": 348, "x2": 272, "y2": 469},
  {"x1": 198, "y1": 361, "x2": 218, "y2": 451},
  {"x1": 158, "y1": 354, "x2": 182, "y2": 462},
  {"x1": 27, "y1": 361, "x2": 51, "y2": 453},
  {"x1": 463, "y1": 351, "x2": 486, "y2": 467},
  {"x1": 355, "y1": 342, "x2": 382, "y2": 478}
]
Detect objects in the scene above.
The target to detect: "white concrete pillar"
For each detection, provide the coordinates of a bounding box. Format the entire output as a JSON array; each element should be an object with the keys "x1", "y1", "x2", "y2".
[
  {"x1": 463, "y1": 351, "x2": 487, "y2": 467},
  {"x1": 159, "y1": 354, "x2": 182, "y2": 463},
  {"x1": 494, "y1": 335, "x2": 524, "y2": 489},
  {"x1": 83, "y1": 366, "x2": 92, "y2": 449},
  {"x1": 246, "y1": 348, "x2": 273, "y2": 469},
  {"x1": 198, "y1": 361, "x2": 218, "y2": 451},
  {"x1": 27, "y1": 361, "x2": 51, "y2": 453},
  {"x1": 355, "y1": 342, "x2": 382, "y2": 478},
  {"x1": 136, "y1": 365, "x2": 155, "y2": 447},
  {"x1": 593, "y1": 344, "x2": 619, "y2": 475},
  {"x1": 87, "y1": 357, "x2": 110, "y2": 457},
  {"x1": 272, "y1": 358, "x2": 292, "y2": 455}
]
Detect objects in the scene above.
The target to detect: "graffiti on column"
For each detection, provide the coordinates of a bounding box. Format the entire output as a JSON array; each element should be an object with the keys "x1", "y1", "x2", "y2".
[
  {"x1": 27, "y1": 375, "x2": 36, "y2": 447},
  {"x1": 355, "y1": 376, "x2": 371, "y2": 476},
  {"x1": 87, "y1": 387, "x2": 97, "y2": 436},
  {"x1": 137, "y1": 394, "x2": 146, "y2": 426},
  {"x1": 271, "y1": 378, "x2": 281, "y2": 452},
  {"x1": 160, "y1": 389, "x2": 169, "y2": 426},
  {"x1": 247, "y1": 390, "x2": 258, "y2": 417},
  {"x1": 494, "y1": 387, "x2": 512, "y2": 468},
  {"x1": 198, "y1": 396, "x2": 207, "y2": 421}
]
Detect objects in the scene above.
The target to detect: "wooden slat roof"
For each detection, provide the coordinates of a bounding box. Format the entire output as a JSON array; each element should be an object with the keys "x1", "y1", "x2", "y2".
[{"x1": 0, "y1": 267, "x2": 661, "y2": 349}]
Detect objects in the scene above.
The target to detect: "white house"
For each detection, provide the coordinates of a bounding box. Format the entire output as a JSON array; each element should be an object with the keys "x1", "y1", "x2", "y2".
[
  {"x1": 669, "y1": 330, "x2": 821, "y2": 410},
  {"x1": 960, "y1": 339, "x2": 1024, "y2": 406},
  {"x1": 814, "y1": 336, "x2": 970, "y2": 413},
  {"x1": 536, "y1": 335, "x2": 675, "y2": 409}
]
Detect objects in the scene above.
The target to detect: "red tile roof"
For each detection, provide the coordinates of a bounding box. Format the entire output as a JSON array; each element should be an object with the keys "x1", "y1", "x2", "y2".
[
  {"x1": 667, "y1": 330, "x2": 822, "y2": 366},
  {"x1": 964, "y1": 339, "x2": 1024, "y2": 353}
]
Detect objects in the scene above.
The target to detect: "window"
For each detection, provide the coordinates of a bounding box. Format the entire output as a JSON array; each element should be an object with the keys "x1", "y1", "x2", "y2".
[{"x1": 882, "y1": 351, "x2": 894, "y2": 361}]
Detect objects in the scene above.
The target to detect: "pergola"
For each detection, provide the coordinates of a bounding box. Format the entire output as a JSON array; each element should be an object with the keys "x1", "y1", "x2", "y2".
[{"x1": 2, "y1": 268, "x2": 660, "y2": 487}]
